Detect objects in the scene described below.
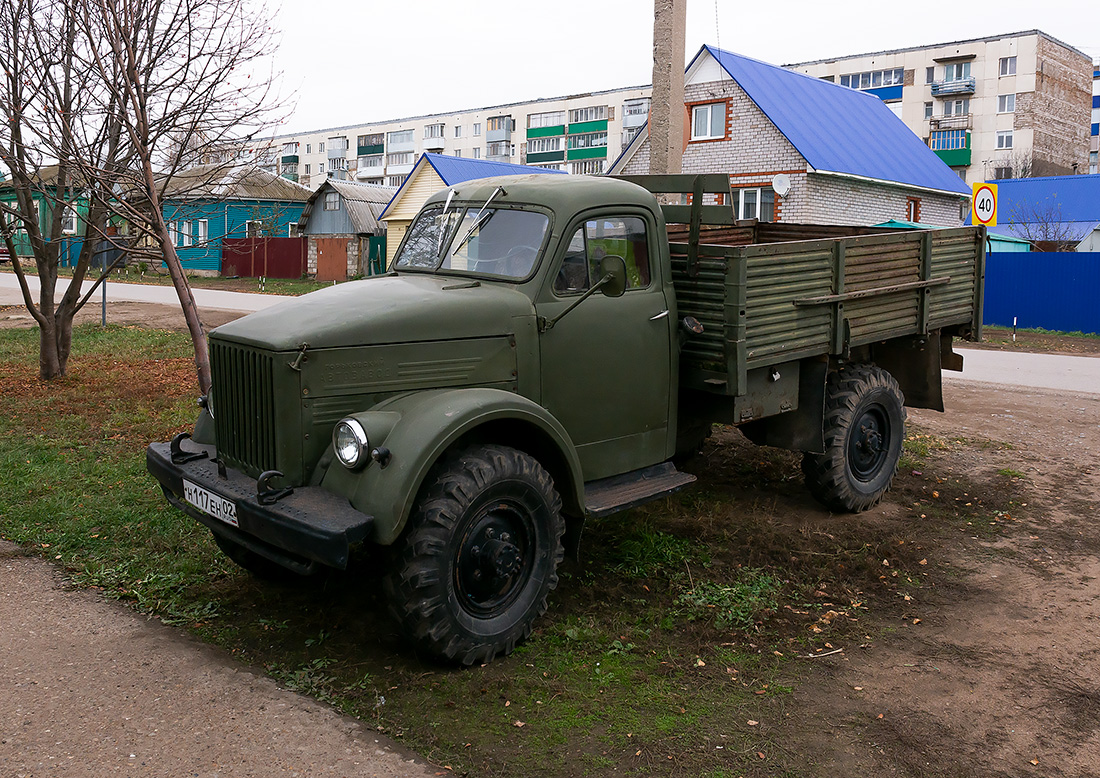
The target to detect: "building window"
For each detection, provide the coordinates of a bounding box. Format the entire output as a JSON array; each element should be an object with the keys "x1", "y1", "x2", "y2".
[
  {"x1": 454, "y1": 126, "x2": 462, "y2": 138},
  {"x1": 735, "y1": 188, "x2": 775, "y2": 221},
  {"x1": 453, "y1": 149, "x2": 462, "y2": 157},
  {"x1": 305, "y1": 144, "x2": 311, "y2": 154},
  {"x1": 528, "y1": 137, "x2": 562, "y2": 153},
  {"x1": 996, "y1": 130, "x2": 1014, "y2": 149},
  {"x1": 323, "y1": 191, "x2": 340, "y2": 211},
  {"x1": 840, "y1": 68, "x2": 905, "y2": 90},
  {"x1": 245, "y1": 220, "x2": 261, "y2": 238},
  {"x1": 530, "y1": 163, "x2": 564, "y2": 171},
  {"x1": 998, "y1": 93, "x2": 1016, "y2": 113},
  {"x1": 318, "y1": 142, "x2": 325, "y2": 153},
  {"x1": 691, "y1": 102, "x2": 725, "y2": 140},
  {"x1": 179, "y1": 220, "x2": 192, "y2": 247},
  {"x1": 424, "y1": 123, "x2": 445, "y2": 139},
  {"x1": 387, "y1": 129, "x2": 414, "y2": 145},
  {"x1": 929, "y1": 129, "x2": 968, "y2": 150},
  {"x1": 196, "y1": 219, "x2": 208, "y2": 246},
  {"x1": 568, "y1": 106, "x2": 607, "y2": 123},
  {"x1": 905, "y1": 197, "x2": 921, "y2": 222},
  {"x1": 487, "y1": 116, "x2": 513, "y2": 132},
  {"x1": 486, "y1": 141, "x2": 511, "y2": 157},
  {"x1": 386, "y1": 152, "x2": 413, "y2": 166},
  {"x1": 993, "y1": 166, "x2": 1013, "y2": 179},
  {"x1": 570, "y1": 159, "x2": 605, "y2": 175},
  {"x1": 386, "y1": 176, "x2": 404, "y2": 187},
  {"x1": 318, "y1": 162, "x2": 325, "y2": 174},
  {"x1": 472, "y1": 147, "x2": 481, "y2": 159},
  {"x1": 623, "y1": 98, "x2": 650, "y2": 117},
  {"x1": 329, "y1": 157, "x2": 347, "y2": 171},
  {"x1": 528, "y1": 110, "x2": 566, "y2": 128},
  {"x1": 60, "y1": 206, "x2": 77, "y2": 234},
  {"x1": 943, "y1": 62, "x2": 971, "y2": 82},
  {"x1": 1091, "y1": 151, "x2": 1098, "y2": 175},
  {"x1": 357, "y1": 154, "x2": 382, "y2": 168},
  {"x1": 925, "y1": 66, "x2": 935, "y2": 84},
  {"x1": 328, "y1": 137, "x2": 348, "y2": 152},
  {"x1": 999, "y1": 56, "x2": 1017, "y2": 76},
  {"x1": 304, "y1": 164, "x2": 311, "y2": 174},
  {"x1": 566, "y1": 132, "x2": 607, "y2": 150},
  {"x1": 473, "y1": 122, "x2": 481, "y2": 136},
  {"x1": 623, "y1": 126, "x2": 644, "y2": 145},
  {"x1": 924, "y1": 102, "x2": 933, "y2": 119},
  {"x1": 282, "y1": 142, "x2": 298, "y2": 155},
  {"x1": 943, "y1": 98, "x2": 970, "y2": 117}
]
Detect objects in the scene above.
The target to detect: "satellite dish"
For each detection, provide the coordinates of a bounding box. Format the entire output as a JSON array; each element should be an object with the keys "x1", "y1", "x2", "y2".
[{"x1": 771, "y1": 173, "x2": 791, "y2": 198}]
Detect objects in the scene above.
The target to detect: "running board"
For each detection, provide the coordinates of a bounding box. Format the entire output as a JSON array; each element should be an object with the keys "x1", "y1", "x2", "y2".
[{"x1": 583, "y1": 462, "x2": 697, "y2": 518}]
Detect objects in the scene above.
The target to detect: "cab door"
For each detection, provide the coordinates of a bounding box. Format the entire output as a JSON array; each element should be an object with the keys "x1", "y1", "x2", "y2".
[{"x1": 535, "y1": 212, "x2": 675, "y2": 481}]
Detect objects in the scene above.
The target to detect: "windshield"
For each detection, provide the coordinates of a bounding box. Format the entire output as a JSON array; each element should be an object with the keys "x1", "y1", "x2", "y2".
[{"x1": 395, "y1": 205, "x2": 549, "y2": 280}]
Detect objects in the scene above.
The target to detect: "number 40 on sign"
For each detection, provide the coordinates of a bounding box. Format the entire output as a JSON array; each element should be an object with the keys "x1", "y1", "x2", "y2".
[{"x1": 971, "y1": 183, "x2": 997, "y2": 227}]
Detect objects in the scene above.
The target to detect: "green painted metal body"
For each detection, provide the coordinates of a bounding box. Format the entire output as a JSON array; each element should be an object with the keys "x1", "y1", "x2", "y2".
[{"x1": 179, "y1": 173, "x2": 984, "y2": 558}]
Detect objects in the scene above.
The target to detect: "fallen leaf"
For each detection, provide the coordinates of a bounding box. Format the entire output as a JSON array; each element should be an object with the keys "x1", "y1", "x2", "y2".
[
  {"x1": 1030, "y1": 759, "x2": 1039, "y2": 766},
  {"x1": 932, "y1": 490, "x2": 940, "y2": 498},
  {"x1": 747, "y1": 720, "x2": 759, "y2": 726},
  {"x1": 854, "y1": 686, "x2": 863, "y2": 691},
  {"x1": 696, "y1": 659, "x2": 705, "y2": 667},
  {"x1": 919, "y1": 558, "x2": 928, "y2": 565},
  {"x1": 758, "y1": 752, "x2": 766, "y2": 759},
  {"x1": 877, "y1": 714, "x2": 884, "y2": 719},
  {"x1": 513, "y1": 720, "x2": 525, "y2": 728}
]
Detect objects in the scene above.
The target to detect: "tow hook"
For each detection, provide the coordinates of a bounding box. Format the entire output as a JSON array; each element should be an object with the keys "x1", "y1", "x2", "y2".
[
  {"x1": 169, "y1": 432, "x2": 207, "y2": 465},
  {"x1": 257, "y1": 470, "x2": 294, "y2": 505}
]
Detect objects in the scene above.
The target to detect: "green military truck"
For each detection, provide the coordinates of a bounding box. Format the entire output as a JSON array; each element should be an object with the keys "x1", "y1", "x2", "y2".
[{"x1": 148, "y1": 173, "x2": 984, "y2": 665}]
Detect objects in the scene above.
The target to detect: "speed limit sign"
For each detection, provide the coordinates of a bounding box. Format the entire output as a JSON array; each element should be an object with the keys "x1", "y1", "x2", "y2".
[{"x1": 972, "y1": 183, "x2": 998, "y2": 226}]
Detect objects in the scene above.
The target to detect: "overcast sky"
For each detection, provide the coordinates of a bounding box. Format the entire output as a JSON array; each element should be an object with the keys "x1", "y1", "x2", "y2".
[{"x1": 268, "y1": 0, "x2": 1099, "y2": 135}]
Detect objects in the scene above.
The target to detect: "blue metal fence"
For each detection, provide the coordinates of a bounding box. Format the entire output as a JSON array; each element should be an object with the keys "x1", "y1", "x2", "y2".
[{"x1": 984, "y1": 251, "x2": 1100, "y2": 334}]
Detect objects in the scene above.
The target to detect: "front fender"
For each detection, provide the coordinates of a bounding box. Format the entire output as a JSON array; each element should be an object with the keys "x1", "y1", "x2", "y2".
[{"x1": 319, "y1": 388, "x2": 584, "y2": 545}]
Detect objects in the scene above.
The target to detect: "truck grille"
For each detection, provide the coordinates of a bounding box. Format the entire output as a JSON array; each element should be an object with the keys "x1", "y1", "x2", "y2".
[{"x1": 210, "y1": 340, "x2": 277, "y2": 476}]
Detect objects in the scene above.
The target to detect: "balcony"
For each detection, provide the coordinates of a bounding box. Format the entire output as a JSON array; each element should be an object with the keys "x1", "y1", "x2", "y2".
[
  {"x1": 327, "y1": 145, "x2": 348, "y2": 160},
  {"x1": 281, "y1": 154, "x2": 299, "y2": 164},
  {"x1": 423, "y1": 136, "x2": 445, "y2": 151},
  {"x1": 486, "y1": 117, "x2": 512, "y2": 143},
  {"x1": 929, "y1": 114, "x2": 972, "y2": 131},
  {"x1": 931, "y1": 77, "x2": 976, "y2": 97}
]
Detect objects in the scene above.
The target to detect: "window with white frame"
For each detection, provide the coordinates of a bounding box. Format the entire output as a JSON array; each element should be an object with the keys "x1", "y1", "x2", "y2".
[
  {"x1": 528, "y1": 110, "x2": 566, "y2": 128},
  {"x1": 486, "y1": 141, "x2": 511, "y2": 157},
  {"x1": 318, "y1": 142, "x2": 325, "y2": 153},
  {"x1": 329, "y1": 157, "x2": 347, "y2": 171},
  {"x1": 999, "y1": 56, "x2": 1017, "y2": 76},
  {"x1": 387, "y1": 129, "x2": 414, "y2": 145},
  {"x1": 318, "y1": 162, "x2": 325, "y2": 174},
  {"x1": 473, "y1": 122, "x2": 481, "y2": 136},
  {"x1": 569, "y1": 159, "x2": 604, "y2": 175},
  {"x1": 452, "y1": 149, "x2": 462, "y2": 157},
  {"x1": 180, "y1": 220, "x2": 192, "y2": 247},
  {"x1": 305, "y1": 143, "x2": 311, "y2": 154},
  {"x1": 386, "y1": 152, "x2": 413, "y2": 166},
  {"x1": 424, "y1": 123, "x2": 445, "y2": 139},
  {"x1": 943, "y1": 62, "x2": 971, "y2": 82},
  {"x1": 528, "y1": 137, "x2": 562, "y2": 153},
  {"x1": 568, "y1": 106, "x2": 607, "y2": 123},
  {"x1": 691, "y1": 102, "x2": 725, "y2": 140},
  {"x1": 327, "y1": 137, "x2": 348, "y2": 152},
  {"x1": 454, "y1": 126, "x2": 462, "y2": 138},
  {"x1": 924, "y1": 102, "x2": 934, "y2": 119},
  {"x1": 196, "y1": 219, "x2": 208, "y2": 246},
  {"x1": 531, "y1": 163, "x2": 564, "y2": 171},
  {"x1": 472, "y1": 147, "x2": 481, "y2": 159},
  {"x1": 735, "y1": 188, "x2": 775, "y2": 221},
  {"x1": 566, "y1": 132, "x2": 606, "y2": 150},
  {"x1": 61, "y1": 206, "x2": 77, "y2": 234},
  {"x1": 943, "y1": 98, "x2": 970, "y2": 116},
  {"x1": 997, "y1": 93, "x2": 1016, "y2": 113},
  {"x1": 925, "y1": 66, "x2": 935, "y2": 84},
  {"x1": 168, "y1": 222, "x2": 179, "y2": 246},
  {"x1": 304, "y1": 164, "x2": 311, "y2": 174},
  {"x1": 623, "y1": 98, "x2": 650, "y2": 117},
  {"x1": 324, "y1": 191, "x2": 340, "y2": 211},
  {"x1": 357, "y1": 155, "x2": 382, "y2": 168},
  {"x1": 245, "y1": 220, "x2": 261, "y2": 238},
  {"x1": 487, "y1": 116, "x2": 513, "y2": 132},
  {"x1": 839, "y1": 68, "x2": 905, "y2": 90},
  {"x1": 996, "y1": 130, "x2": 1014, "y2": 149},
  {"x1": 386, "y1": 176, "x2": 404, "y2": 187}
]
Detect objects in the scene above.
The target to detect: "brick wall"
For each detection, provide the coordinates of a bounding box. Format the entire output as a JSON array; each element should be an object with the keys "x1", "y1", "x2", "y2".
[{"x1": 1017, "y1": 37, "x2": 1093, "y2": 176}]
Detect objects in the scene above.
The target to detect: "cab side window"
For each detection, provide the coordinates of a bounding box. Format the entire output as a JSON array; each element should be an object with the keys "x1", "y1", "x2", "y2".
[{"x1": 553, "y1": 216, "x2": 650, "y2": 294}]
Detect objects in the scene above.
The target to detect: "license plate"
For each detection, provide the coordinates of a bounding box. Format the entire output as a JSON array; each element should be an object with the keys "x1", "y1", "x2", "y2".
[{"x1": 183, "y1": 479, "x2": 238, "y2": 527}]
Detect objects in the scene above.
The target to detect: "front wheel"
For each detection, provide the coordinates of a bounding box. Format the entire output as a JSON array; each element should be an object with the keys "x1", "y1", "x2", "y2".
[
  {"x1": 384, "y1": 444, "x2": 565, "y2": 666},
  {"x1": 802, "y1": 365, "x2": 906, "y2": 512}
]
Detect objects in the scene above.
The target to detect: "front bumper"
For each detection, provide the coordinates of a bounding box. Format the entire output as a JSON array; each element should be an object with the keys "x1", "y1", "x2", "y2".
[{"x1": 146, "y1": 439, "x2": 374, "y2": 572}]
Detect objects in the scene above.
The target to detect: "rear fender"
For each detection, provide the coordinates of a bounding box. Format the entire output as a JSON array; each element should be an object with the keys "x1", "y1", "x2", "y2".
[{"x1": 318, "y1": 388, "x2": 584, "y2": 545}]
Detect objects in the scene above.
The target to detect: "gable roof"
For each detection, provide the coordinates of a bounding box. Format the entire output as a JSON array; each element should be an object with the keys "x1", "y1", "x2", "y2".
[
  {"x1": 612, "y1": 46, "x2": 970, "y2": 198},
  {"x1": 697, "y1": 46, "x2": 970, "y2": 196},
  {"x1": 380, "y1": 153, "x2": 565, "y2": 220},
  {"x1": 160, "y1": 164, "x2": 312, "y2": 201},
  {"x1": 298, "y1": 179, "x2": 397, "y2": 234}
]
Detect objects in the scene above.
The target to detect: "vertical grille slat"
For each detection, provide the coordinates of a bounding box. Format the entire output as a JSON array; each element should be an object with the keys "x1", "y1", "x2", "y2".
[{"x1": 210, "y1": 340, "x2": 277, "y2": 476}]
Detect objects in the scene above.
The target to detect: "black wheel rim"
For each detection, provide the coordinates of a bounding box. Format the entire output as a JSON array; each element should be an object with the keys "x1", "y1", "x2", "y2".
[
  {"x1": 848, "y1": 404, "x2": 889, "y2": 481},
  {"x1": 454, "y1": 495, "x2": 536, "y2": 618}
]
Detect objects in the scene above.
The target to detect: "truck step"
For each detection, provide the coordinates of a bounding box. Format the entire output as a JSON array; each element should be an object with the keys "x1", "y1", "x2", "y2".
[{"x1": 584, "y1": 462, "x2": 697, "y2": 518}]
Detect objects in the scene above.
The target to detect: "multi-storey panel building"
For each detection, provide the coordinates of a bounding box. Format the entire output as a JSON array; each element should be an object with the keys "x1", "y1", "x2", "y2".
[
  {"x1": 1092, "y1": 67, "x2": 1099, "y2": 174},
  {"x1": 261, "y1": 87, "x2": 650, "y2": 190},
  {"x1": 788, "y1": 30, "x2": 1093, "y2": 185}
]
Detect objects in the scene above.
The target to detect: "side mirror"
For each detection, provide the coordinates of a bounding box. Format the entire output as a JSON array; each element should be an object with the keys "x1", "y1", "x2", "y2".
[{"x1": 598, "y1": 255, "x2": 627, "y2": 298}]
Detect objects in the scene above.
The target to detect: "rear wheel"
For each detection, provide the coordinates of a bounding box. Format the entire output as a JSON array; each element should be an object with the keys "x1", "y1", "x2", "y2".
[
  {"x1": 802, "y1": 365, "x2": 905, "y2": 512},
  {"x1": 384, "y1": 444, "x2": 565, "y2": 666}
]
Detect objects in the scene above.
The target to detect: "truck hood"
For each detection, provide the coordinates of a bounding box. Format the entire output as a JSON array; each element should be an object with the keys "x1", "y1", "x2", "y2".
[{"x1": 210, "y1": 274, "x2": 534, "y2": 351}]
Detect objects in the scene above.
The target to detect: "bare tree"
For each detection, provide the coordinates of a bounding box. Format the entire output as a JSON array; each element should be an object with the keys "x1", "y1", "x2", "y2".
[
  {"x1": 1005, "y1": 198, "x2": 1078, "y2": 252},
  {"x1": 78, "y1": 0, "x2": 283, "y2": 394},
  {"x1": 0, "y1": 0, "x2": 129, "y2": 380}
]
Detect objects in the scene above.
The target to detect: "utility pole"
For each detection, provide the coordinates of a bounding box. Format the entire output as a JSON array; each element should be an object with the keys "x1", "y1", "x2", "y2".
[{"x1": 649, "y1": 0, "x2": 686, "y2": 175}]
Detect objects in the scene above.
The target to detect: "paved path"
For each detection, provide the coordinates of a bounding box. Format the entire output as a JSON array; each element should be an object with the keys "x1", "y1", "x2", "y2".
[
  {"x1": 0, "y1": 543, "x2": 438, "y2": 778},
  {"x1": 952, "y1": 347, "x2": 1100, "y2": 395},
  {"x1": 0, "y1": 272, "x2": 291, "y2": 312}
]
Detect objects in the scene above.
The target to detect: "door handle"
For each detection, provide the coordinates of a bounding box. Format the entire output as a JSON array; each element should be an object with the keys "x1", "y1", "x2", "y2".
[{"x1": 649, "y1": 309, "x2": 670, "y2": 321}]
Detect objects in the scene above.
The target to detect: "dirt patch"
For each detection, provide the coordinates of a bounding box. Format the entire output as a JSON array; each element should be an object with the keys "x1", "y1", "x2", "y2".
[
  {"x1": 0, "y1": 301, "x2": 245, "y2": 332},
  {"x1": 967, "y1": 326, "x2": 1100, "y2": 356}
]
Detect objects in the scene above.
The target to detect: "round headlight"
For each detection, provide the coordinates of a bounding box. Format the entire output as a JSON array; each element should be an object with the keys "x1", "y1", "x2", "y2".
[{"x1": 333, "y1": 418, "x2": 369, "y2": 470}]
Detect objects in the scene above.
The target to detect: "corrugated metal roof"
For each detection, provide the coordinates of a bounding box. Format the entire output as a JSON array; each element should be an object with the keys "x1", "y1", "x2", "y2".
[
  {"x1": 982, "y1": 175, "x2": 1100, "y2": 223},
  {"x1": 379, "y1": 153, "x2": 564, "y2": 221},
  {"x1": 298, "y1": 179, "x2": 397, "y2": 234},
  {"x1": 700, "y1": 46, "x2": 971, "y2": 196},
  {"x1": 160, "y1": 164, "x2": 312, "y2": 201}
]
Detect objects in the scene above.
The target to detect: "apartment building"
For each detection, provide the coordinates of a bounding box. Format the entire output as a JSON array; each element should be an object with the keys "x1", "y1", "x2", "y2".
[
  {"x1": 1092, "y1": 67, "x2": 1099, "y2": 173},
  {"x1": 788, "y1": 31, "x2": 1093, "y2": 185},
  {"x1": 260, "y1": 86, "x2": 651, "y2": 191}
]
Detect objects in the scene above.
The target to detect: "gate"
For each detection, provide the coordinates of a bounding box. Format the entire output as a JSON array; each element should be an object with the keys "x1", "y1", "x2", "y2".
[
  {"x1": 222, "y1": 237, "x2": 307, "y2": 278},
  {"x1": 315, "y1": 237, "x2": 349, "y2": 282}
]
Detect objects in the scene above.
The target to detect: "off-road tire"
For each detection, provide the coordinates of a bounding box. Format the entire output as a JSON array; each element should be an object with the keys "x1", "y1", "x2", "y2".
[
  {"x1": 212, "y1": 532, "x2": 308, "y2": 582},
  {"x1": 802, "y1": 365, "x2": 906, "y2": 513},
  {"x1": 383, "y1": 444, "x2": 565, "y2": 666}
]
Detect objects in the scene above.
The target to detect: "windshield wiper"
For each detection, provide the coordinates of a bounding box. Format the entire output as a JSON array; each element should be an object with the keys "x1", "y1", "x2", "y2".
[{"x1": 452, "y1": 186, "x2": 505, "y2": 254}]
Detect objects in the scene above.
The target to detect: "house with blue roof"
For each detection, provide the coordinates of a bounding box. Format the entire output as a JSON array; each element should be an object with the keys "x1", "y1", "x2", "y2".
[
  {"x1": 976, "y1": 174, "x2": 1100, "y2": 251},
  {"x1": 610, "y1": 45, "x2": 972, "y2": 227},
  {"x1": 379, "y1": 153, "x2": 565, "y2": 263}
]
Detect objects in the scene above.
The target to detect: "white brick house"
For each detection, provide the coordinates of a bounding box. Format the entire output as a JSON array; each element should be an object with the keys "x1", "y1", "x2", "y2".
[{"x1": 610, "y1": 46, "x2": 972, "y2": 227}]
